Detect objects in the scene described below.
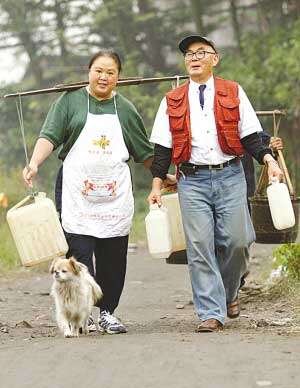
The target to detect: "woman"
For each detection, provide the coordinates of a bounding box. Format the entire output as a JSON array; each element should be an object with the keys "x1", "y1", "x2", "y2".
[{"x1": 23, "y1": 50, "x2": 153, "y2": 334}]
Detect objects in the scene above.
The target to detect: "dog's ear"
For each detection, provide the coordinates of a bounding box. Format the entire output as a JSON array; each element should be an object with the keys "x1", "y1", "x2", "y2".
[
  {"x1": 78, "y1": 262, "x2": 88, "y2": 271},
  {"x1": 69, "y1": 257, "x2": 81, "y2": 275},
  {"x1": 49, "y1": 258, "x2": 58, "y2": 274}
]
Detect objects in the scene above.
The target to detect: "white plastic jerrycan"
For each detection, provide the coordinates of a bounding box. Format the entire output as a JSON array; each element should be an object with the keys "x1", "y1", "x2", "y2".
[
  {"x1": 145, "y1": 204, "x2": 172, "y2": 259},
  {"x1": 6, "y1": 192, "x2": 68, "y2": 267},
  {"x1": 161, "y1": 193, "x2": 186, "y2": 252},
  {"x1": 266, "y1": 179, "x2": 295, "y2": 230}
]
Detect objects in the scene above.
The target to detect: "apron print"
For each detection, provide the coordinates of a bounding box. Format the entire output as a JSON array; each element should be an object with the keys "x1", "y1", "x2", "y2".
[{"x1": 81, "y1": 177, "x2": 117, "y2": 198}]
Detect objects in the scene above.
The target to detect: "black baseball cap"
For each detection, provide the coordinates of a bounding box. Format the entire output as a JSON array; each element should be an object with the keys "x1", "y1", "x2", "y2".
[{"x1": 178, "y1": 35, "x2": 217, "y2": 53}]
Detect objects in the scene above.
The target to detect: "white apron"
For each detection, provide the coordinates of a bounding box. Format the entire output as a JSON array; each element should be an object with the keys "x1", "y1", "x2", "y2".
[{"x1": 61, "y1": 92, "x2": 134, "y2": 238}]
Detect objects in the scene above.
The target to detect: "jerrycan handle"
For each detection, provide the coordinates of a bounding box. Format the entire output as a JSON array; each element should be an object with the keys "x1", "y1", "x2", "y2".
[{"x1": 8, "y1": 192, "x2": 42, "y2": 212}]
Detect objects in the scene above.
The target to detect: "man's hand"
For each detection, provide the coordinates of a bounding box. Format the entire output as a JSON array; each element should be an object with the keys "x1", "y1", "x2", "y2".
[
  {"x1": 147, "y1": 188, "x2": 162, "y2": 206},
  {"x1": 147, "y1": 177, "x2": 163, "y2": 206},
  {"x1": 263, "y1": 155, "x2": 283, "y2": 183},
  {"x1": 22, "y1": 163, "x2": 38, "y2": 188},
  {"x1": 269, "y1": 137, "x2": 283, "y2": 152}
]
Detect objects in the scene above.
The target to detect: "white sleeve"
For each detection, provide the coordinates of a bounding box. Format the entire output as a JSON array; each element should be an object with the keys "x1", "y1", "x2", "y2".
[
  {"x1": 238, "y1": 85, "x2": 263, "y2": 139},
  {"x1": 150, "y1": 97, "x2": 172, "y2": 148}
]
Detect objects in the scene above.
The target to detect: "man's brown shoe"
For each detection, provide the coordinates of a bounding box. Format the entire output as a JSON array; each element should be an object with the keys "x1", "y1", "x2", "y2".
[
  {"x1": 227, "y1": 298, "x2": 240, "y2": 319},
  {"x1": 196, "y1": 319, "x2": 223, "y2": 333}
]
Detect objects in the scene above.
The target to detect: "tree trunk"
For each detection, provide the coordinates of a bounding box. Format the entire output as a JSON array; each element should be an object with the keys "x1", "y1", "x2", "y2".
[
  {"x1": 1, "y1": 1, "x2": 45, "y2": 85},
  {"x1": 53, "y1": 0, "x2": 69, "y2": 60},
  {"x1": 137, "y1": 0, "x2": 168, "y2": 73},
  {"x1": 189, "y1": 0, "x2": 205, "y2": 33},
  {"x1": 229, "y1": 0, "x2": 242, "y2": 54}
]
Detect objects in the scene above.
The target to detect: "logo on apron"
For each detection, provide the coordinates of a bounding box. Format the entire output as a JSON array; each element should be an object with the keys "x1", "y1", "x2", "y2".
[{"x1": 92, "y1": 135, "x2": 110, "y2": 149}]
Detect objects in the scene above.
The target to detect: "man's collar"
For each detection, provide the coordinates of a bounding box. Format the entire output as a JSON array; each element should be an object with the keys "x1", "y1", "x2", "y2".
[{"x1": 189, "y1": 75, "x2": 214, "y2": 92}]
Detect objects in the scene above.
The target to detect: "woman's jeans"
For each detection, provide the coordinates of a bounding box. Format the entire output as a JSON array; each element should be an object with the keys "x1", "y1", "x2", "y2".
[{"x1": 178, "y1": 160, "x2": 255, "y2": 324}]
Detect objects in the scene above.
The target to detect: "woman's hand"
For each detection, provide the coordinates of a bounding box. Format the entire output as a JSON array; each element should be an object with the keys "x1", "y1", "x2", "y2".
[
  {"x1": 23, "y1": 163, "x2": 38, "y2": 188},
  {"x1": 21, "y1": 138, "x2": 54, "y2": 188}
]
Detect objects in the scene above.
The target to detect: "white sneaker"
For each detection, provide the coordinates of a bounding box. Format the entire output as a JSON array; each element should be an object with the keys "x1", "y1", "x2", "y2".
[
  {"x1": 99, "y1": 310, "x2": 127, "y2": 334},
  {"x1": 87, "y1": 315, "x2": 97, "y2": 332}
]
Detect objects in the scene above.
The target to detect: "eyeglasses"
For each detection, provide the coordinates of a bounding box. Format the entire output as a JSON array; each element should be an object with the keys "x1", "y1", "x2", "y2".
[{"x1": 184, "y1": 50, "x2": 216, "y2": 61}]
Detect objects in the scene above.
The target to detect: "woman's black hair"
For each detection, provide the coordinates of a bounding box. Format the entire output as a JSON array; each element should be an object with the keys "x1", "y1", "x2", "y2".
[{"x1": 88, "y1": 50, "x2": 122, "y2": 73}]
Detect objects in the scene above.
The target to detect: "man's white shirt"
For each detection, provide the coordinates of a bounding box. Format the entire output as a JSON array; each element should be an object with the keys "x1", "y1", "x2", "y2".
[{"x1": 150, "y1": 76, "x2": 263, "y2": 165}]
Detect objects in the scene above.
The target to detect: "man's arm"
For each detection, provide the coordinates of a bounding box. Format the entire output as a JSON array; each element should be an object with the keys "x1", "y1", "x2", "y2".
[
  {"x1": 148, "y1": 144, "x2": 172, "y2": 206},
  {"x1": 238, "y1": 85, "x2": 283, "y2": 182},
  {"x1": 241, "y1": 133, "x2": 283, "y2": 182}
]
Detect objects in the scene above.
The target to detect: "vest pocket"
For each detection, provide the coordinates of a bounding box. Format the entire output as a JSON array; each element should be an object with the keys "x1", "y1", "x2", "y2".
[
  {"x1": 173, "y1": 139, "x2": 187, "y2": 159},
  {"x1": 218, "y1": 98, "x2": 240, "y2": 122},
  {"x1": 222, "y1": 129, "x2": 244, "y2": 155},
  {"x1": 172, "y1": 133, "x2": 188, "y2": 160},
  {"x1": 167, "y1": 105, "x2": 186, "y2": 130}
]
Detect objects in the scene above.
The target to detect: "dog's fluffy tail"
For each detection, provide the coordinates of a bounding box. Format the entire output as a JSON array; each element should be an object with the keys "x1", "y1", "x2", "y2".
[{"x1": 86, "y1": 273, "x2": 103, "y2": 304}]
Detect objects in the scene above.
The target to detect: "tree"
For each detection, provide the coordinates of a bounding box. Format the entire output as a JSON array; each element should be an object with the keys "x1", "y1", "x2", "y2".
[{"x1": 229, "y1": 0, "x2": 242, "y2": 53}]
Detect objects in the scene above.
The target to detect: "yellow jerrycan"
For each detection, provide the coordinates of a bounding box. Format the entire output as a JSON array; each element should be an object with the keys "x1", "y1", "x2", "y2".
[
  {"x1": 161, "y1": 193, "x2": 186, "y2": 253},
  {"x1": 6, "y1": 192, "x2": 68, "y2": 267}
]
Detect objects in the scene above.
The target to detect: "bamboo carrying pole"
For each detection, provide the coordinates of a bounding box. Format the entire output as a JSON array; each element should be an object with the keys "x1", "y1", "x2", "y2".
[
  {"x1": 3, "y1": 75, "x2": 190, "y2": 98},
  {"x1": 254, "y1": 109, "x2": 296, "y2": 199}
]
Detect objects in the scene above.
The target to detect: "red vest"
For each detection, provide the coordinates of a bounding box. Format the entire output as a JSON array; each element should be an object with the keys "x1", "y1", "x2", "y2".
[{"x1": 165, "y1": 76, "x2": 244, "y2": 165}]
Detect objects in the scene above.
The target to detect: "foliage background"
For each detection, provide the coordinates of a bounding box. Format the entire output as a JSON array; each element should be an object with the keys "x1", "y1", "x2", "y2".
[{"x1": 0, "y1": 0, "x2": 299, "y2": 268}]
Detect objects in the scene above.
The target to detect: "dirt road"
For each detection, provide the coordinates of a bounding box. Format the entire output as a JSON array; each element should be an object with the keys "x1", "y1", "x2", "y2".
[{"x1": 0, "y1": 243, "x2": 299, "y2": 388}]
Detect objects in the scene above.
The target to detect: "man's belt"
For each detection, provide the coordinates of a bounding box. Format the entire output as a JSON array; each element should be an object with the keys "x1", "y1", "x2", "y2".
[{"x1": 179, "y1": 158, "x2": 239, "y2": 175}]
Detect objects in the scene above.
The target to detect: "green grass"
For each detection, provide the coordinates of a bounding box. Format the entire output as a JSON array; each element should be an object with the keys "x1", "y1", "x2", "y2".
[
  {"x1": 273, "y1": 243, "x2": 300, "y2": 281},
  {"x1": 0, "y1": 220, "x2": 20, "y2": 271},
  {"x1": 265, "y1": 276, "x2": 300, "y2": 301}
]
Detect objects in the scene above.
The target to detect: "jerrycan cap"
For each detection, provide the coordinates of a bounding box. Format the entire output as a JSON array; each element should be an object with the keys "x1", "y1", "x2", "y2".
[
  {"x1": 34, "y1": 192, "x2": 47, "y2": 201},
  {"x1": 269, "y1": 177, "x2": 279, "y2": 185},
  {"x1": 149, "y1": 203, "x2": 161, "y2": 211}
]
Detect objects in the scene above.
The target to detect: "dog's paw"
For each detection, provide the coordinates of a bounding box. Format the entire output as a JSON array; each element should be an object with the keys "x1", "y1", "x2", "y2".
[{"x1": 64, "y1": 330, "x2": 73, "y2": 338}]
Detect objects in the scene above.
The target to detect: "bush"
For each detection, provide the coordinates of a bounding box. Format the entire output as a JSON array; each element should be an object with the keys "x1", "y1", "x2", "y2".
[{"x1": 273, "y1": 243, "x2": 300, "y2": 281}]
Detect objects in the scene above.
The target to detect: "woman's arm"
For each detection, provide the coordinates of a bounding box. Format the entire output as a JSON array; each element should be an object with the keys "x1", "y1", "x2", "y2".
[{"x1": 22, "y1": 138, "x2": 54, "y2": 187}]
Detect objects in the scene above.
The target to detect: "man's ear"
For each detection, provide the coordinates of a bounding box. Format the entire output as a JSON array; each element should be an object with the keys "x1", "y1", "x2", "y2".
[
  {"x1": 212, "y1": 53, "x2": 220, "y2": 67},
  {"x1": 69, "y1": 257, "x2": 81, "y2": 275}
]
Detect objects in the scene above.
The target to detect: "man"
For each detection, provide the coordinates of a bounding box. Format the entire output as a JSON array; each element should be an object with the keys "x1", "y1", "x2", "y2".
[{"x1": 148, "y1": 35, "x2": 282, "y2": 332}]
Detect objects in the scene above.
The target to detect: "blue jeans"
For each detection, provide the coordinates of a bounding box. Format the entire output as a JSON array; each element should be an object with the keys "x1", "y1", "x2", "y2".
[{"x1": 178, "y1": 160, "x2": 255, "y2": 324}]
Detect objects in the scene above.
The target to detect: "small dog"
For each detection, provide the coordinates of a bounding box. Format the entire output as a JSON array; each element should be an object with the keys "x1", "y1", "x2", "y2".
[{"x1": 50, "y1": 257, "x2": 102, "y2": 338}]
